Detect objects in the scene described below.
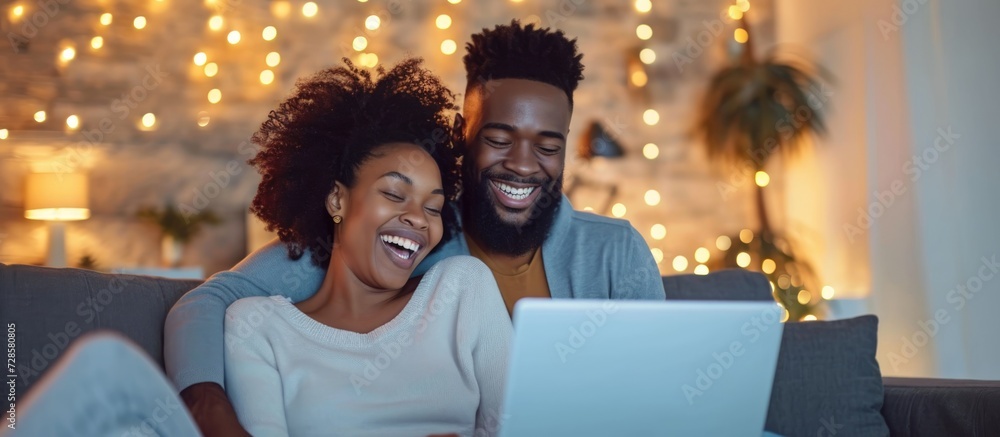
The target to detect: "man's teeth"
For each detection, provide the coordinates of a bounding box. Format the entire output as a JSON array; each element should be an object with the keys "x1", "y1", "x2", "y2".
[
  {"x1": 380, "y1": 234, "x2": 421, "y2": 253},
  {"x1": 495, "y1": 181, "x2": 536, "y2": 200}
]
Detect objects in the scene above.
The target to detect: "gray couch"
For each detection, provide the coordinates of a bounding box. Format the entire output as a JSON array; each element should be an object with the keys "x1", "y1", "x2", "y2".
[{"x1": 2, "y1": 263, "x2": 998, "y2": 436}]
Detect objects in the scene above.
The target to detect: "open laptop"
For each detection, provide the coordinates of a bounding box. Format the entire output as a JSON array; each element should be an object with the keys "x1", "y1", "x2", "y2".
[{"x1": 497, "y1": 299, "x2": 784, "y2": 437}]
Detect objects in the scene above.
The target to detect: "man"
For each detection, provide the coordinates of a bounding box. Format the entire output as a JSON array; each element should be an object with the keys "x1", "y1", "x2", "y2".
[{"x1": 166, "y1": 21, "x2": 665, "y2": 435}]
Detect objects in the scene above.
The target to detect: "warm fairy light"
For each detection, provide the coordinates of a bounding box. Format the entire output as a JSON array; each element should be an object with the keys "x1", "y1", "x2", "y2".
[
  {"x1": 780, "y1": 308, "x2": 789, "y2": 322},
  {"x1": 34, "y1": 111, "x2": 46, "y2": 123},
  {"x1": 728, "y1": 5, "x2": 743, "y2": 20},
  {"x1": 134, "y1": 16, "x2": 146, "y2": 29},
  {"x1": 0, "y1": 129, "x2": 8, "y2": 140},
  {"x1": 260, "y1": 70, "x2": 274, "y2": 85},
  {"x1": 441, "y1": 39, "x2": 457, "y2": 55},
  {"x1": 302, "y1": 2, "x2": 317, "y2": 17},
  {"x1": 761, "y1": 258, "x2": 776, "y2": 274},
  {"x1": 716, "y1": 235, "x2": 732, "y2": 251},
  {"x1": 208, "y1": 15, "x2": 223, "y2": 30},
  {"x1": 630, "y1": 70, "x2": 648, "y2": 87},
  {"x1": 636, "y1": 24, "x2": 652, "y2": 40},
  {"x1": 204, "y1": 62, "x2": 218, "y2": 77},
  {"x1": 694, "y1": 247, "x2": 710, "y2": 264},
  {"x1": 270, "y1": 1, "x2": 290, "y2": 18},
  {"x1": 11, "y1": 5, "x2": 24, "y2": 19},
  {"x1": 359, "y1": 53, "x2": 378, "y2": 67},
  {"x1": 755, "y1": 170, "x2": 770, "y2": 187},
  {"x1": 736, "y1": 252, "x2": 751, "y2": 268},
  {"x1": 639, "y1": 48, "x2": 656, "y2": 64},
  {"x1": 59, "y1": 47, "x2": 76, "y2": 62},
  {"x1": 734, "y1": 28, "x2": 749, "y2": 44},
  {"x1": 100, "y1": 13, "x2": 112, "y2": 25},
  {"x1": 672, "y1": 256, "x2": 688, "y2": 272},
  {"x1": 642, "y1": 143, "x2": 659, "y2": 159},
  {"x1": 266, "y1": 51, "x2": 281, "y2": 67},
  {"x1": 91, "y1": 36, "x2": 103, "y2": 49},
  {"x1": 643, "y1": 109, "x2": 659, "y2": 125},
  {"x1": 207, "y1": 88, "x2": 222, "y2": 104},
  {"x1": 582, "y1": 206, "x2": 594, "y2": 212},
  {"x1": 353, "y1": 36, "x2": 368, "y2": 51},
  {"x1": 262, "y1": 26, "x2": 277, "y2": 41},
  {"x1": 738, "y1": 0, "x2": 750, "y2": 12},
  {"x1": 227, "y1": 30, "x2": 241, "y2": 44},
  {"x1": 448, "y1": 0, "x2": 461, "y2": 3},
  {"x1": 777, "y1": 275, "x2": 791, "y2": 289},
  {"x1": 651, "y1": 248, "x2": 664, "y2": 264},
  {"x1": 611, "y1": 203, "x2": 626, "y2": 218},
  {"x1": 66, "y1": 115, "x2": 79, "y2": 129},
  {"x1": 693, "y1": 264, "x2": 710, "y2": 275},
  {"x1": 193, "y1": 52, "x2": 207, "y2": 66},
  {"x1": 141, "y1": 113, "x2": 156, "y2": 128},
  {"x1": 821, "y1": 286, "x2": 836, "y2": 300},
  {"x1": 739, "y1": 228, "x2": 753, "y2": 243},
  {"x1": 197, "y1": 111, "x2": 210, "y2": 127},
  {"x1": 365, "y1": 15, "x2": 381, "y2": 30},
  {"x1": 644, "y1": 189, "x2": 661, "y2": 206},
  {"x1": 802, "y1": 314, "x2": 818, "y2": 322},
  {"x1": 436, "y1": 14, "x2": 452, "y2": 29},
  {"x1": 650, "y1": 224, "x2": 666, "y2": 240},
  {"x1": 634, "y1": 0, "x2": 651, "y2": 13}
]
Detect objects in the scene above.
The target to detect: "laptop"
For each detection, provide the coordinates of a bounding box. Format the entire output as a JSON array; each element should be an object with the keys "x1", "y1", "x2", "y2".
[{"x1": 497, "y1": 299, "x2": 785, "y2": 437}]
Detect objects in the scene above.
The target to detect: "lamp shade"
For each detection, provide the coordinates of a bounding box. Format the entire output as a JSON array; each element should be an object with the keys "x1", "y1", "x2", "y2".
[{"x1": 25, "y1": 172, "x2": 90, "y2": 221}]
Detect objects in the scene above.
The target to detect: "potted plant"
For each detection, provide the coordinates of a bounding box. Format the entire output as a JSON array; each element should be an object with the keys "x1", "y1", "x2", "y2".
[
  {"x1": 694, "y1": 15, "x2": 829, "y2": 320},
  {"x1": 137, "y1": 204, "x2": 221, "y2": 267}
]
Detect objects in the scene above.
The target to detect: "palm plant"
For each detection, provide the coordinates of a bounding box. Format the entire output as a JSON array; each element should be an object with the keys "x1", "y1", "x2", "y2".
[{"x1": 694, "y1": 16, "x2": 829, "y2": 320}]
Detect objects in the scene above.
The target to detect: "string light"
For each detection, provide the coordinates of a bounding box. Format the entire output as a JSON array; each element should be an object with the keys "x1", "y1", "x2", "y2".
[
  {"x1": 672, "y1": 256, "x2": 689, "y2": 272},
  {"x1": 448, "y1": 0, "x2": 460, "y2": 3},
  {"x1": 141, "y1": 113, "x2": 156, "y2": 129},
  {"x1": 270, "y1": 1, "x2": 290, "y2": 18},
  {"x1": 227, "y1": 30, "x2": 241, "y2": 44},
  {"x1": 134, "y1": 16, "x2": 146, "y2": 29},
  {"x1": 636, "y1": 24, "x2": 652, "y2": 40},
  {"x1": 91, "y1": 36, "x2": 103, "y2": 49},
  {"x1": 34, "y1": 111, "x2": 46, "y2": 122},
  {"x1": 755, "y1": 170, "x2": 770, "y2": 187},
  {"x1": 821, "y1": 286, "x2": 836, "y2": 300},
  {"x1": 739, "y1": 229, "x2": 753, "y2": 243},
  {"x1": 693, "y1": 264, "x2": 710, "y2": 275},
  {"x1": 365, "y1": 15, "x2": 380, "y2": 30},
  {"x1": 262, "y1": 26, "x2": 277, "y2": 41},
  {"x1": 11, "y1": 5, "x2": 24, "y2": 19},
  {"x1": 802, "y1": 314, "x2": 818, "y2": 322},
  {"x1": 651, "y1": 248, "x2": 664, "y2": 264},
  {"x1": 207, "y1": 89, "x2": 222, "y2": 104},
  {"x1": 66, "y1": 115, "x2": 79, "y2": 129},
  {"x1": 440, "y1": 39, "x2": 457, "y2": 55},
  {"x1": 197, "y1": 111, "x2": 211, "y2": 127},
  {"x1": 266, "y1": 52, "x2": 280, "y2": 67},
  {"x1": 797, "y1": 290, "x2": 812, "y2": 305},
  {"x1": 0, "y1": 129, "x2": 8, "y2": 140},
  {"x1": 736, "y1": 252, "x2": 751, "y2": 268},
  {"x1": 728, "y1": 6, "x2": 743, "y2": 20},
  {"x1": 204, "y1": 62, "x2": 218, "y2": 77},
  {"x1": 642, "y1": 143, "x2": 658, "y2": 159},
  {"x1": 208, "y1": 15, "x2": 223, "y2": 31},
  {"x1": 734, "y1": 28, "x2": 749, "y2": 44},
  {"x1": 695, "y1": 247, "x2": 710, "y2": 263},
  {"x1": 59, "y1": 46, "x2": 76, "y2": 62},
  {"x1": 100, "y1": 13, "x2": 112, "y2": 26},
  {"x1": 644, "y1": 189, "x2": 661, "y2": 206},
  {"x1": 302, "y1": 2, "x2": 317, "y2": 17},
  {"x1": 716, "y1": 235, "x2": 732, "y2": 251},
  {"x1": 630, "y1": 70, "x2": 647, "y2": 87},
  {"x1": 634, "y1": 0, "x2": 651, "y2": 13},
  {"x1": 193, "y1": 52, "x2": 207, "y2": 66},
  {"x1": 359, "y1": 53, "x2": 378, "y2": 67},
  {"x1": 352, "y1": 36, "x2": 368, "y2": 51},
  {"x1": 738, "y1": 0, "x2": 750, "y2": 12},
  {"x1": 643, "y1": 109, "x2": 659, "y2": 125},
  {"x1": 762, "y1": 258, "x2": 776, "y2": 274},
  {"x1": 650, "y1": 224, "x2": 666, "y2": 240},
  {"x1": 639, "y1": 48, "x2": 656, "y2": 64},
  {"x1": 436, "y1": 14, "x2": 452, "y2": 29},
  {"x1": 260, "y1": 69, "x2": 274, "y2": 85},
  {"x1": 611, "y1": 203, "x2": 627, "y2": 218}
]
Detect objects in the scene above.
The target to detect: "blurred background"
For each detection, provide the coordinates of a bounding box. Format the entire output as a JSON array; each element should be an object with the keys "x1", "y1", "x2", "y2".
[{"x1": 1, "y1": 0, "x2": 998, "y2": 380}]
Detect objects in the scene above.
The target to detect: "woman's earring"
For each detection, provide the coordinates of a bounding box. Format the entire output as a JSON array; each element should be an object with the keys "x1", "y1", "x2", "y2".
[{"x1": 333, "y1": 215, "x2": 343, "y2": 224}]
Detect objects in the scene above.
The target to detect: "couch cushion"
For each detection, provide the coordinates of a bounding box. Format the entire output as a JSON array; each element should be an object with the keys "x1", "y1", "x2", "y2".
[
  {"x1": 0, "y1": 263, "x2": 201, "y2": 397},
  {"x1": 764, "y1": 315, "x2": 889, "y2": 436},
  {"x1": 662, "y1": 269, "x2": 772, "y2": 301},
  {"x1": 881, "y1": 377, "x2": 1000, "y2": 436}
]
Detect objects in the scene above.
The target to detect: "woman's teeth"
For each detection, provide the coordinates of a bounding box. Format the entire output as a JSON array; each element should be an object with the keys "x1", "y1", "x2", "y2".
[
  {"x1": 494, "y1": 181, "x2": 536, "y2": 200},
  {"x1": 380, "y1": 234, "x2": 420, "y2": 259}
]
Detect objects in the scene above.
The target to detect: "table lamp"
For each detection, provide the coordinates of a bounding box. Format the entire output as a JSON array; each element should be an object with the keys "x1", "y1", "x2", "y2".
[{"x1": 24, "y1": 172, "x2": 90, "y2": 267}]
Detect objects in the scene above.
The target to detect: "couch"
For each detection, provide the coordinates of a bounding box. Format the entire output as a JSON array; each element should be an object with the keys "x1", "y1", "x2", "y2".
[{"x1": 3, "y1": 263, "x2": 999, "y2": 436}]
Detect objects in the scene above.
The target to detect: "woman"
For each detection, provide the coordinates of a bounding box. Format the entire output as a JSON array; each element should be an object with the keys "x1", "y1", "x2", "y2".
[{"x1": 223, "y1": 58, "x2": 510, "y2": 436}]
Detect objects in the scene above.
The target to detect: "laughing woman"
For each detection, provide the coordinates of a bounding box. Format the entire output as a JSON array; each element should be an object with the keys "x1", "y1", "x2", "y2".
[{"x1": 222, "y1": 58, "x2": 510, "y2": 437}]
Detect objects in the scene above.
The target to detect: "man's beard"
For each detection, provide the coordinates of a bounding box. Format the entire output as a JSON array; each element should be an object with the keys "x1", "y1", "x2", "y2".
[{"x1": 461, "y1": 167, "x2": 562, "y2": 257}]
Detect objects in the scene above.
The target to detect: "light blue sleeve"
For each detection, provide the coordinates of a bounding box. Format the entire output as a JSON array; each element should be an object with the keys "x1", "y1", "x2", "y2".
[
  {"x1": 612, "y1": 227, "x2": 666, "y2": 300},
  {"x1": 164, "y1": 239, "x2": 323, "y2": 390}
]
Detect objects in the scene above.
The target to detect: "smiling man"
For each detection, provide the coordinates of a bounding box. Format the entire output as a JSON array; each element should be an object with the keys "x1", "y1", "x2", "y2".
[{"x1": 165, "y1": 21, "x2": 664, "y2": 435}]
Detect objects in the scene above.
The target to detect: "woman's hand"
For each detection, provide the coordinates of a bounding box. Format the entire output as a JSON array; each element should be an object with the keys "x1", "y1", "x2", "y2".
[{"x1": 180, "y1": 382, "x2": 251, "y2": 437}]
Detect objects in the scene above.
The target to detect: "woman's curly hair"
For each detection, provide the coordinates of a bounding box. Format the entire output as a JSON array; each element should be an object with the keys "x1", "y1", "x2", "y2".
[{"x1": 248, "y1": 58, "x2": 462, "y2": 267}]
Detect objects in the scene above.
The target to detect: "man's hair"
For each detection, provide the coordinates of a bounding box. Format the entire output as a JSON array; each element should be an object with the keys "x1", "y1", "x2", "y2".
[
  {"x1": 463, "y1": 20, "x2": 584, "y2": 105},
  {"x1": 249, "y1": 58, "x2": 461, "y2": 267}
]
